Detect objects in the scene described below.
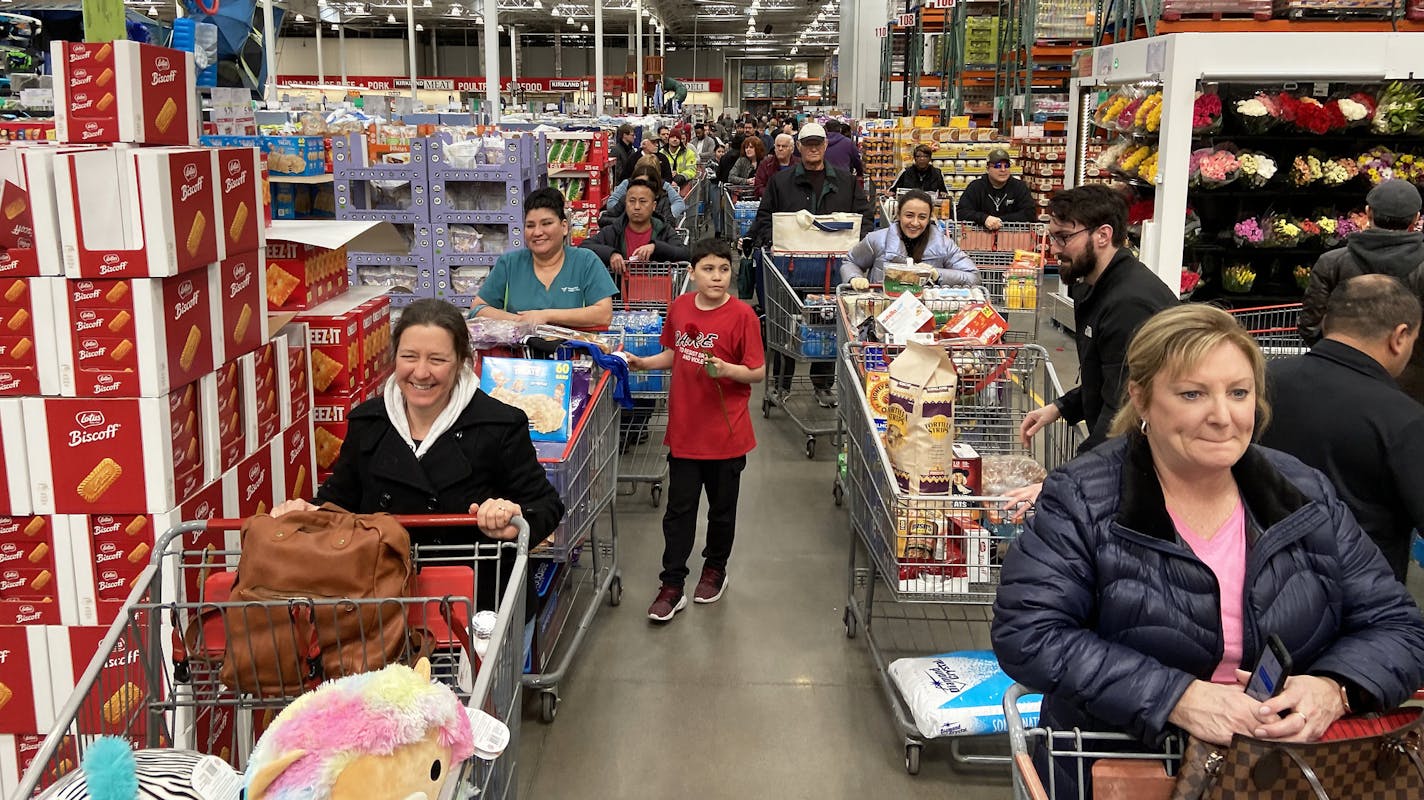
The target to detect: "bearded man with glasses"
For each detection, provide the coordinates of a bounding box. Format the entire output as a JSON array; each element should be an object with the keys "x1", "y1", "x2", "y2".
[{"x1": 1002, "y1": 184, "x2": 1178, "y2": 518}]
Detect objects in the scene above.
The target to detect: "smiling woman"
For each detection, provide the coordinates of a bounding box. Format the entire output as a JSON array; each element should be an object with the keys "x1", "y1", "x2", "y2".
[
  {"x1": 839, "y1": 190, "x2": 978, "y2": 287},
  {"x1": 470, "y1": 187, "x2": 618, "y2": 329}
]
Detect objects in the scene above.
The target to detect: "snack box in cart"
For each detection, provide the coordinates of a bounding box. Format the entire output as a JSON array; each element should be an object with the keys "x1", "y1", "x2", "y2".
[
  {"x1": 22, "y1": 383, "x2": 210, "y2": 514},
  {"x1": 54, "y1": 146, "x2": 219, "y2": 279},
  {"x1": 51, "y1": 41, "x2": 198, "y2": 147},
  {"x1": 0, "y1": 277, "x2": 62, "y2": 397}
]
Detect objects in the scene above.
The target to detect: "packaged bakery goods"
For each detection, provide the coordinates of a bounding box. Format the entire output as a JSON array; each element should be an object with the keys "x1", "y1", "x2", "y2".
[
  {"x1": 885, "y1": 342, "x2": 958, "y2": 494},
  {"x1": 982, "y1": 454, "x2": 1048, "y2": 496},
  {"x1": 882, "y1": 263, "x2": 938, "y2": 298},
  {"x1": 480, "y1": 358, "x2": 574, "y2": 443}
]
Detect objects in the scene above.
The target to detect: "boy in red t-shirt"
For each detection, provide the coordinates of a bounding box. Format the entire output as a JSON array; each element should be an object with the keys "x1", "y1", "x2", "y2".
[{"x1": 627, "y1": 238, "x2": 766, "y2": 622}]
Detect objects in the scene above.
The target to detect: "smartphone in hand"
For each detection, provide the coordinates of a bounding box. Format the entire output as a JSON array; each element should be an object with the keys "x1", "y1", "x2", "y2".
[{"x1": 1246, "y1": 634, "x2": 1293, "y2": 702}]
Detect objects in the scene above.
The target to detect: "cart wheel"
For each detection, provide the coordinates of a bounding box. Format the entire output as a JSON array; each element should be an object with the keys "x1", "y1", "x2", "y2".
[
  {"x1": 762, "y1": 395, "x2": 771, "y2": 419},
  {"x1": 905, "y1": 743, "x2": 922, "y2": 775},
  {"x1": 609, "y1": 575, "x2": 623, "y2": 607},
  {"x1": 540, "y1": 691, "x2": 560, "y2": 723},
  {"x1": 650, "y1": 483, "x2": 663, "y2": 507},
  {"x1": 843, "y1": 607, "x2": 857, "y2": 639},
  {"x1": 805, "y1": 437, "x2": 816, "y2": 459},
  {"x1": 833, "y1": 481, "x2": 844, "y2": 507}
]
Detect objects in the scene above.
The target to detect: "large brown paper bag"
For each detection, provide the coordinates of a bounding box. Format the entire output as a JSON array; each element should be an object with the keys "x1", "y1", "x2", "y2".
[{"x1": 885, "y1": 342, "x2": 958, "y2": 495}]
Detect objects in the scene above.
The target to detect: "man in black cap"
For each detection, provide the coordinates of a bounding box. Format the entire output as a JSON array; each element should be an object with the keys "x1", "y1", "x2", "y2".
[
  {"x1": 1300, "y1": 178, "x2": 1424, "y2": 403},
  {"x1": 956, "y1": 147, "x2": 1036, "y2": 230}
]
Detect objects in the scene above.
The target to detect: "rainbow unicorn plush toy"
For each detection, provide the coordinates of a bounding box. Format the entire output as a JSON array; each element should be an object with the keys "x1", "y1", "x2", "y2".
[{"x1": 38, "y1": 659, "x2": 476, "y2": 800}]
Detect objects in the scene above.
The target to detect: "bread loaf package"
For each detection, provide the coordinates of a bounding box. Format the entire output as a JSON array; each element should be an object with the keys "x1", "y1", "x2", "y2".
[{"x1": 885, "y1": 342, "x2": 958, "y2": 494}]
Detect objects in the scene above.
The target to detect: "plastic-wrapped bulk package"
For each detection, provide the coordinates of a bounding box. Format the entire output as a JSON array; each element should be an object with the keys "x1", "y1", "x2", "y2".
[{"x1": 887, "y1": 650, "x2": 1040, "y2": 738}]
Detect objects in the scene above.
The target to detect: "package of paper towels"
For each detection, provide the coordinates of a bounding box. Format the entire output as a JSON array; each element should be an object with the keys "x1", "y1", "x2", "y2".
[{"x1": 888, "y1": 650, "x2": 1040, "y2": 738}]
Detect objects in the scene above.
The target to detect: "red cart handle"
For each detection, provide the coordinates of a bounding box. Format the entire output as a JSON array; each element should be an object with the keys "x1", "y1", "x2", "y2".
[{"x1": 200, "y1": 513, "x2": 503, "y2": 532}]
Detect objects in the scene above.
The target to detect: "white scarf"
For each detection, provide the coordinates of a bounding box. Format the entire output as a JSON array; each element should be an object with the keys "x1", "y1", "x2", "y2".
[{"x1": 384, "y1": 364, "x2": 479, "y2": 460}]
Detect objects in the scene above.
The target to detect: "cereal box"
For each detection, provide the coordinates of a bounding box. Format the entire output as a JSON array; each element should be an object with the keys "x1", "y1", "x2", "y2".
[{"x1": 480, "y1": 358, "x2": 574, "y2": 443}]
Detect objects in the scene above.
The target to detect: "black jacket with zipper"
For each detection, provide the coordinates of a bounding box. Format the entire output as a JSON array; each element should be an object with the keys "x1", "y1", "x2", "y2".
[
  {"x1": 1057, "y1": 248, "x2": 1178, "y2": 452},
  {"x1": 955, "y1": 175, "x2": 1036, "y2": 225},
  {"x1": 745, "y1": 162, "x2": 874, "y2": 249},
  {"x1": 579, "y1": 214, "x2": 690, "y2": 266}
]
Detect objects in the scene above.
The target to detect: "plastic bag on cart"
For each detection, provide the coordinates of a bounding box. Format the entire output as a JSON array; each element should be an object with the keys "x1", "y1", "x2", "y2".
[
  {"x1": 888, "y1": 650, "x2": 1041, "y2": 738},
  {"x1": 467, "y1": 318, "x2": 538, "y2": 349}
]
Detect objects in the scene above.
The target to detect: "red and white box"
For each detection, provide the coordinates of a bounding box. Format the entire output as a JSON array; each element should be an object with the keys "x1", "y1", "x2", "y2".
[
  {"x1": 0, "y1": 398, "x2": 31, "y2": 516},
  {"x1": 52, "y1": 41, "x2": 198, "y2": 147},
  {"x1": 0, "y1": 277, "x2": 62, "y2": 397},
  {"x1": 199, "y1": 359, "x2": 248, "y2": 473},
  {"x1": 47, "y1": 621, "x2": 163, "y2": 735},
  {"x1": 23, "y1": 384, "x2": 207, "y2": 514},
  {"x1": 311, "y1": 388, "x2": 365, "y2": 481},
  {"x1": 166, "y1": 478, "x2": 231, "y2": 604},
  {"x1": 0, "y1": 625, "x2": 54, "y2": 734},
  {"x1": 54, "y1": 146, "x2": 218, "y2": 279},
  {"x1": 211, "y1": 146, "x2": 264, "y2": 260},
  {"x1": 210, "y1": 252, "x2": 269, "y2": 365},
  {"x1": 52, "y1": 266, "x2": 221, "y2": 398},
  {"x1": 0, "y1": 145, "x2": 89, "y2": 278},
  {"x1": 240, "y1": 336, "x2": 286, "y2": 454},
  {"x1": 278, "y1": 321, "x2": 312, "y2": 424},
  {"x1": 280, "y1": 416, "x2": 316, "y2": 504},
  {"x1": 2, "y1": 732, "x2": 78, "y2": 797},
  {"x1": 221, "y1": 440, "x2": 282, "y2": 518},
  {"x1": 298, "y1": 286, "x2": 387, "y2": 396},
  {"x1": 60, "y1": 514, "x2": 155, "y2": 626},
  {"x1": 265, "y1": 241, "x2": 349, "y2": 312},
  {"x1": 0, "y1": 516, "x2": 71, "y2": 626},
  {"x1": 358, "y1": 293, "x2": 393, "y2": 383}
]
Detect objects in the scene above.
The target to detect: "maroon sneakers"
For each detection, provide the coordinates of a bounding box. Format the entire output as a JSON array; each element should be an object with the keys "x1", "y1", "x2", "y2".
[
  {"x1": 647, "y1": 584, "x2": 687, "y2": 622},
  {"x1": 693, "y1": 568, "x2": 728, "y2": 604}
]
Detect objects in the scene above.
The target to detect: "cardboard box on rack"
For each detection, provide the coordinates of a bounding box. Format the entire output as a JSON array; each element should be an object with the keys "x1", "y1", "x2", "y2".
[
  {"x1": 54, "y1": 146, "x2": 218, "y2": 279},
  {"x1": 54, "y1": 267, "x2": 222, "y2": 397},
  {"x1": 265, "y1": 220, "x2": 406, "y2": 312},
  {"x1": 311, "y1": 387, "x2": 367, "y2": 481},
  {"x1": 222, "y1": 439, "x2": 282, "y2": 519},
  {"x1": 358, "y1": 293, "x2": 393, "y2": 383},
  {"x1": 278, "y1": 321, "x2": 312, "y2": 424},
  {"x1": 280, "y1": 416, "x2": 316, "y2": 503},
  {"x1": 23, "y1": 384, "x2": 207, "y2": 514},
  {"x1": 240, "y1": 336, "x2": 286, "y2": 454},
  {"x1": 0, "y1": 277, "x2": 62, "y2": 396},
  {"x1": 200, "y1": 359, "x2": 248, "y2": 473},
  {"x1": 0, "y1": 516, "x2": 70, "y2": 625},
  {"x1": 0, "y1": 627, "x2": 53, "y2": 735},
  {"x1": 52, "y1": 41, "x2": 197, "y2": 147},
  {"x1": 210, "y1": 252, "x2": 269, "y2": 364}
]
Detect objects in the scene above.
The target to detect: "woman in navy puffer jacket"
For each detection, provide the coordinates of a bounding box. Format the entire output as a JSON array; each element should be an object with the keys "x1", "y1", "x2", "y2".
[{"x1": 992, "y1": 304, "x2": 1424, "y2": 791}]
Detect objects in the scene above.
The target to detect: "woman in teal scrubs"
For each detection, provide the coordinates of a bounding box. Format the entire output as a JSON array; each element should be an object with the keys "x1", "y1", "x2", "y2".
[{"x1": 472, "y1": 187, "x2": 618, "y2": 328}]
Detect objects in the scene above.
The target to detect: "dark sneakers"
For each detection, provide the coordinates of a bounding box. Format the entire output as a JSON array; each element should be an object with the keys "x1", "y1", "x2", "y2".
[
  {"x1": 647, "y1": 584, "x2": 688, "y2": 622},
  {"x1": 693, "y1": 567, "x2": 728, "y2": 604}
]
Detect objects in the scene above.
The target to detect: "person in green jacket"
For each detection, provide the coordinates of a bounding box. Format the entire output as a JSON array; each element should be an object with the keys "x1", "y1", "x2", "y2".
[{"x1": 662, "y1": 126, "x2": 700, "y2": 185}]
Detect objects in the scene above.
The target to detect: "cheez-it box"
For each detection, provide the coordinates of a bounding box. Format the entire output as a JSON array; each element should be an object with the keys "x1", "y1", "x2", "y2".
[
  {"x1": 311, "y1": 388, "x2": 364, "y2": 482},
  {"x1": 54, "y1": 147, "x2": 218, "y2": 279},
  {"x1": 52, "y1": 41, "x2": 197, "y2": 147},
  {"x1": 53, "y1": 266, "x2": 220, "y2": 397},
  {"x1": 210, "y1": 252, "x2": 269, "y2": 365},
  {"x1": 0, "y1": 625, "x2": 54, "y2": 734},
  {"x1": 23, "y1": 384, "x2": 207, "y2": 514},
  {"x1": 211, "y1": 147, "x2": 264, "y2": 260},
  {"x1": 297, "y1": 286, "x2": 386, "y2": 396},
  {"x1": 266, "y1": 242, "x2": 349, "y2": 311}
]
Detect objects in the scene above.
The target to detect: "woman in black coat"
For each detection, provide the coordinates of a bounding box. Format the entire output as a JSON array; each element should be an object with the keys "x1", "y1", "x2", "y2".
[{"x1": 273, "y1": 298, "x2": 564, "y2": 612}]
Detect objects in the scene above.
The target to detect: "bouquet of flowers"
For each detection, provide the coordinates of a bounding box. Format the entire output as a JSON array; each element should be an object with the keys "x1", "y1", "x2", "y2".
[
  {"x1": 1193, "y1": 92, "x2": 1223, "y2": 136},
  {"x1": 1116, "y1": 96, "x2": 1146, "y2": 132},
  {"x1": 1115, "y1": 144, "x2": 1155, "y2": 178},
  {"x1": 1315, "y1": 215, "x2": 1341, "y2": 248},
  {"x1": 1372, "y1": 82, "x2": 1421, "y2": 135},
  {"x1": 1278, "y1": 93, "x2": 1346, "y2": 135},
  {"x1": 1189, "y1": 145, "x2": 1242, "y2": 188},
  {"x1": 1095, "y1": 90, "x2": 1133, "y2": 130},
  {"x1": 1234, "y1": 92, "x2": 1283, "y2": 134},
  {"x1": 1095, "y1": 140, "x2": 1133, "y2": 171},
  {"x1": 1222, "y1": 264, "x2": 1257, "y2": 293},
  {"x1": 1233, "y1": 217, "x2": 1266, "y2": 247},
  {"x1": 1294, "y1": 265, "x2": 1312, "y2": 292},
  {"x1": 1181, "y1": 266, "x2": 1203, "y2": 296},
  {"x1": 1289, "y1": 152, "x2": 1325, "y2": 186},
  {"x1": 1134, "y1": 92, "x2": 1164, "y2": 135},
  {"x1": 1184, "y1": 208, "x2": 1203, "y2": 246},
  {"x1": 1335, "y1": 92, "x2": 1376, "y2": 129},
  {"x1": 1393, "y1": 153, "x2": 1422, "y2": 185},
  {"x1": 1337, "y1": 214, "x2": 1364, "y2": 240},
  {"x1": 1320, "y1": 157, "x2": 1359, "y2": 187},
  {"x1": 1357, "y1": 146, "x2": 1398, "y2": 185},
  {"x1": 1269, "y1": 214, "x2": 1303, "y2": 248},
  {"x1": 1237, "y1": 151, "x2": 1278, "y2": 189},
  {"x1": 1296, "y1": 217, "x2": 1323, "y2": 244},
  {"x1": 1138, "y1": 149, "x2": 1160, "y2": 182}
]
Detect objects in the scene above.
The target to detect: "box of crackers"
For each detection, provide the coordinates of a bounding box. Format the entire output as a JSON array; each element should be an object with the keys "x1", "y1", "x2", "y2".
[
  {"x1": 52, "y1": 266, "x2": 221, "y2": 398},
  {"x1": 298, "y1": 286, "x2": 388, "y2": 397},
  {"x1": 210, "y1": 251, "x2": 269, "y2": 366},
  {"x1": 278, "y1": 321, "x2": 312, "y2": 425},
  {"x1": 240, "y1": 335, "x2": 287, "y2": 455},
  {"x1": 54, "y1": 146, "x2": 218, "y2": 279},
  {"x1": 266, "y1": 241, "x2": 349, "y2": 312},
  {"x1": 1, "y1": 732, "x2": 78, "y2": 795},
  {"x1": 358, "y1": 293, "x2": 393, "y2": 387},
  {"x1": 0, "y1": 516, "x2": 73, "y2": 626},
  {"x1": 0, "y1": 625, "x2": 54, "y2": 734},
  {"x1": 209, "y1": 147, "x2": 264, "y2": 260},
  {"x1": 311, "y1": 387, "x2": 364, "y2": 483},
  {"x1": 52, "y1": 41, "x2": 198, "y2": 147},
  {"x1": 0, "y1": 277, "x2": 62, "y2": 396},
  {"x1": 22, "y1": 383, "x2": 208, "y2": 514},
  {"x1": 60, "y1": 513, "x2": 157, "y2": 626},
  {"x1": 280, "y1": 416, "x2": 315, "y2": 506},
  {"x1": 221, "y1": 439, "x2": 283, "y2": 520},
  {"x1": 480, "y1": 358, "x2": 574, "y2": 443},
  {"x1": 0, "y1": 145, "x2": 92, "y2": 278}
]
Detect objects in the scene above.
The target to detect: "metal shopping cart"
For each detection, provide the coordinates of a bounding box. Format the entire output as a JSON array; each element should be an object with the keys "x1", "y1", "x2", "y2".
[
  {"x1": 1005, "y1": 684, "x2": 1185, "y2": 800},
  {"x1": 1226, "y1": 303, "x2": 1306, "y2": 359},
  {"x1": 760, "y1": 248, "x2": 843, "y2": 458},
  {"x1": 14, "y1": 515, "x2": 530, "y2": 800},
  {"x1": 943, "y1": 221, "x2": 1051, "y2": 344},
  {"x1": 840, "y1": 341, "x2": 1082, "y2": 774},
  {"x1": 614, "y1": 260, "x2": 691, "y2": 506}
]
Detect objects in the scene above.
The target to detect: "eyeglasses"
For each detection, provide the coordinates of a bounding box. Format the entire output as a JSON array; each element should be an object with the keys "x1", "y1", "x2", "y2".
[
  {"x1": 989, "y1": 160, "x2": 1011, "y2": 168},
  {"x1": 1049, "y1": 228, "x2": 1090, "y2": 247}
]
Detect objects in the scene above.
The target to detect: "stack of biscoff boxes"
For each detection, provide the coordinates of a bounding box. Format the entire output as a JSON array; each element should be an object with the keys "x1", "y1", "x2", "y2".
[{"x1": 0, "y1": 40, "x2": 316, "y2": 793}]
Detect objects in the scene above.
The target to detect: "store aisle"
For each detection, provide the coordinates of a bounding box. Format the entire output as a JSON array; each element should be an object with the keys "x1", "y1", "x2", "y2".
[{"x1": 515, "y1": 391, "x2": 1016, "y2": 797}]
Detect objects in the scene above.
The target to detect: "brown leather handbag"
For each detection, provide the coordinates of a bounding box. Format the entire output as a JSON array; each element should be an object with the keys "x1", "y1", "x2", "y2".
[
  {"x1": 1172, "y1": 709, "x2": 1424, "y2": 799},
  {"x1": 217, "y1": 505, "x2": 418, "y2": 697}
]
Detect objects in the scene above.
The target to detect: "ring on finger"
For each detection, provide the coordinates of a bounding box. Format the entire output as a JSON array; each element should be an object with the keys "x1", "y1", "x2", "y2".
[{"x1": 1296, "y1": 710, "x2": 1309, "y2": 723}]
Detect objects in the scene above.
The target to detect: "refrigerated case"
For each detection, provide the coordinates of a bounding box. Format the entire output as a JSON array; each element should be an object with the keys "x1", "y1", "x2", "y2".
[{"x1": 1061, "y1": 32, "x2": 1423, "y2": 301}]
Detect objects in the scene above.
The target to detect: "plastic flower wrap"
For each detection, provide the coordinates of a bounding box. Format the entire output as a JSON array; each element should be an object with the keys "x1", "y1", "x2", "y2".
[
  {"x1": 1116, "y1": 144, "x2": 1154, "y2": 178},
  {"x1": 1233, "y1": 217, "x2": 1266, "y2": 246},
  {"x1": 1192, "y1": 92, "x2": 1223, "y2": 135},
  {"x1": 1294, "y1": 265, "x2": 1312, "y2": 292},
  {"x1": 1116, "y1": 96, "x2": 1146, "y2": 132},
  {"x1": 1095, "y1": 140, "x2": 1133, "y2": 171},
  {"x1": 1138, "y1": 150, "x2": 1160, "y2": 182},
  {"x1": 1134, "y1": 92, "x2": 1163, "y2": 134},
  {"x1": 1335, "y1": 92, "x2": 1375, "y2": 128},
  {"x1": 1189, "y1": 145, "x2": 1241, "y2": 188},
  {"x1": 1271, "y1": 215, "x2": 1303, "y2": 248},
  {"x1": 1289, "y1": 153, "x2": 1324, "y2": 187},
  {"x1": 1297, "y1": 217, "x2": 1322, "y2": 244},
  {"x1": 1372, "y1": 82, "x2": 1421, "y2": 135},
  {"x1": 1394, "y1": 154, "x2": 1421, "y2": 185},
  {"x1": 1337, "y1": 215, "x2": 1363, "y2": 240},
  {"x1": 1181, "y1": 267, "x2": 1202, "y2": 295},
  {"x1": 1358, "y1": 146, "x2": 1398, "y2": 185},
  {"x1": 1095, "y1": 90, "x2": 1133, "y2": 130},
  {"x1": 1234, "y1": 92, "x2": 1282, "y2": 134},
  {"x1": 1237, "y1": 151, "x2": 1277, "y2": 189},
  {"x1": 1184, "y1": 208, "x2": 1203, "y2": 246},
  {"x1": 1222, "y1": 264, "x2": 1257, "y2": 293},
  {"x1": 1322, "y1": 157, "x2": 1360, "y2": 187}
]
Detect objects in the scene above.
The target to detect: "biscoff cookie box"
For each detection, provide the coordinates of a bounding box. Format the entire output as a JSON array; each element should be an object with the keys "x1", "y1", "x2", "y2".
[{"x1": 51, "y1": 41, "x2": 198, "y2": 148}]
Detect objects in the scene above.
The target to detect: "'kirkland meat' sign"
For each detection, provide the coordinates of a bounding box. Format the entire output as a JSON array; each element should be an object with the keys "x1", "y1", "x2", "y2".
[{"x1": 278, "y1": 75, "x2": 724, "y2": 93}]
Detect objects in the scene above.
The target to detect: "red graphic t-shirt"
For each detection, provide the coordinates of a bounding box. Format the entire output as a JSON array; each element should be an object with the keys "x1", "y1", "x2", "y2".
[{"x1": 660, "y1": 292, "x2": 766, "y2": 460}]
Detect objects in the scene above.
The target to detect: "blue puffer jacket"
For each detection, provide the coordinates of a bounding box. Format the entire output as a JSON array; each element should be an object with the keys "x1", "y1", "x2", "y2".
[{"x1": 993, "y1": 434, "x2": 1424, "y2": 748}]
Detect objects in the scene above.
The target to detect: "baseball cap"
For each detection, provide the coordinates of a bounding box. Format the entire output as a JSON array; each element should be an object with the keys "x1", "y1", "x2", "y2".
[
  {"x1": 987, "y1": 148, "x2": 1012, "y2": 165},
  {"x1": 1367, "y1": 179, "x2": 1422, "y2": 219},
  {"x1": 798, "y1": 122, "x2": 827, "y2": 142}
]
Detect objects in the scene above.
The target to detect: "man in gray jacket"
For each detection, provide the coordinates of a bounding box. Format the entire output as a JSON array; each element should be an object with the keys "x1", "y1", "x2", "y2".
[{"x1": 1300, "y1": 179, "x2": 1424, "y2": 402}]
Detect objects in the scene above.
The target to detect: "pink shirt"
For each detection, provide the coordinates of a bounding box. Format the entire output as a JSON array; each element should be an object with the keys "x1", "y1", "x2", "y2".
[{"x1": 1169, "y1": 500, "x2": 1247, "y2": 685}]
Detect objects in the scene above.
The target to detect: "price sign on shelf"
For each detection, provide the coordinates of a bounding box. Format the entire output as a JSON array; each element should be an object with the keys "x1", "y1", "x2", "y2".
[
  {"x1": 898, "y1": 12, "x2": 916, "y2": 25},
  {"x1": 876, "y1": 25, "x2": 887, "y2": 36}
]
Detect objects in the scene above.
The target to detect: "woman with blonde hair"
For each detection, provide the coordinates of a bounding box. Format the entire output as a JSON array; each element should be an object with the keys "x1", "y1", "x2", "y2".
[{"x1": 992, "y1": 303, "x2": 1424, "y2": 794}]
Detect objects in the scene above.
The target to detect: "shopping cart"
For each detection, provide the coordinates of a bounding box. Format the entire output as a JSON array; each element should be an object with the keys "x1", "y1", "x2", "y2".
[
  {"x1": 839, "y1": 340, "x2": 1082, "y2": 774},
  {"x1": 970, "y1": 251, "x2": 1045, "y2": 344},
  {"x1": 1005, "y1": 684, "x2": 1185, "y2": 800},
  {"x1": 760, "y1": 248, "x2": 842, "y2": 458},
  {"x1": 614, "y1": 260, "x2": 691, "y2": 506},
  {"x1": 944, "y1": 220, "x2": 1051, "y2": 260},
  {"x1": 14, "y1": 515, "x2": 529, "y2": 800},
  {"x1": 1226, "y1": 303, "x2": 1306, "y2": 359}
]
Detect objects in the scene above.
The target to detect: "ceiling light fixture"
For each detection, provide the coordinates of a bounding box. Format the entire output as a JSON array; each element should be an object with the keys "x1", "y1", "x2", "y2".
[
  {"x1": 580, "y1": 22, "x2": 588, "y2": 30},
  {"x1": 416, "y1": 22, "x2": 424, "y2": 29},
  {"x1": 147, "y1": 5, "x2": 157, "y2": 14},
  {"x1": 566, "y1": 15, "x2": 575, "y2": 23},
  {"x1": 295, "y1": 12, "x2": 305, "y2": 21},
  {"x1": 386, "y1": 12, "x2": 396, "y2": 22}
]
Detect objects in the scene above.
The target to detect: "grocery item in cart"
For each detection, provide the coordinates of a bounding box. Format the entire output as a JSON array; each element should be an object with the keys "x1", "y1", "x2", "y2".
[
  {"x1": 480, "y1": 357, "x2": 574, "y2": 442},
  {"x1": 886, "y1": 342, "x2": 959, "y2": 495},
  {"x1": 883, "y1": 263, "x2": 938, "y2": 298},
  {"x1": 888, "y1": 650, "x2": 1040, "y2": 738},
  {"x1": 939, "y1": 303, "x2": 1009, "y2": 346}
]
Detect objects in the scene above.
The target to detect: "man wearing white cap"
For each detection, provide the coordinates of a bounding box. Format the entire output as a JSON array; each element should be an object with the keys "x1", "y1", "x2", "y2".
[{"x1": 744, "y1": 122, "x2": 873, "y2": 408}]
